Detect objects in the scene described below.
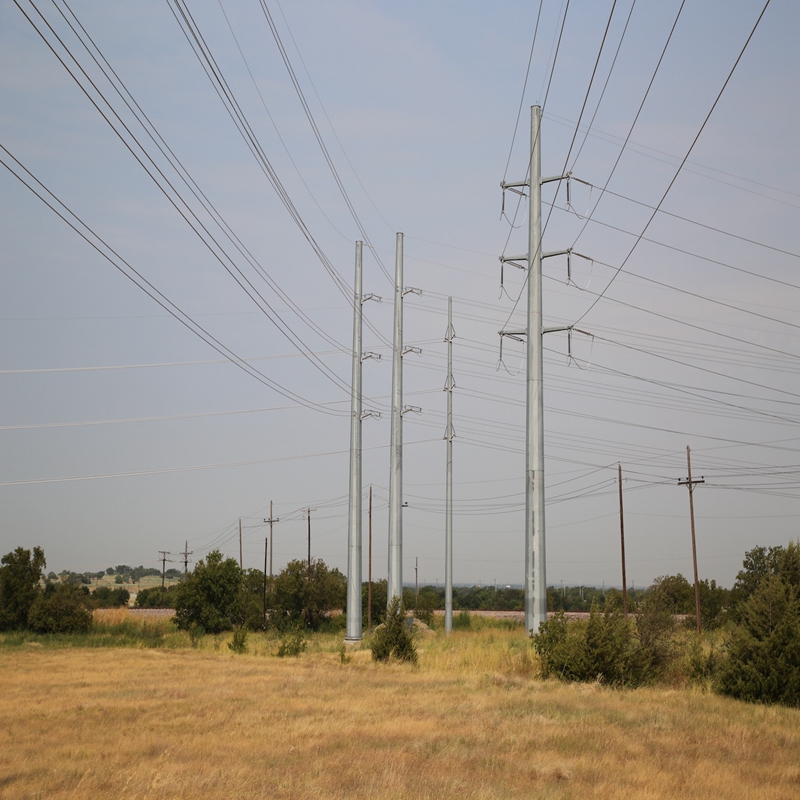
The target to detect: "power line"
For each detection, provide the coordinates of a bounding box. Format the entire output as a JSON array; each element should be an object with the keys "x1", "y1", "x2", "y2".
[
  {"x1": 573, "y1": 0, "x2": 774, "y2": 324},
  {"x1": 0, "y1": 143, "x2": 344, "y2": 416}
]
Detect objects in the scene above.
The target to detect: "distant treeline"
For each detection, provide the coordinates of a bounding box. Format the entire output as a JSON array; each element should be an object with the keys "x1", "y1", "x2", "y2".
[{"x1": 46, "y1": 565, "x2": 182, "y2": 585}]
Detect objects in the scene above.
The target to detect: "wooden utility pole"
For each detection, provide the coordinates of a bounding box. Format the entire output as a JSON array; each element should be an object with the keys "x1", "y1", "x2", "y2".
[
  {"x1": 415, "y1": 557, "x2": 419, "y2": 604},
  {"x1": 678, "y1": 446, "x2": 704, "y2": 634},
  {"x1": 238, "y1": 518, "x2": 243, "y2": 569},
  {"x1": 182, "y1": 540, "x2": 193, "y2": 579},
  {"x1": 368, "y1": 486, "x2": 373, "y2": 631},
  {"x1": 305, "y1": 508, "x2": 316, "y2": 580},
  {"x1": 263, "y1": 502, "x2": 279, "y2": 584},
  {"x1": 158, "y1": 550, "x2": 170, "y2": 606},
  {"x1": 618, "y1": 463, "x2": 628, "y2": 619}
]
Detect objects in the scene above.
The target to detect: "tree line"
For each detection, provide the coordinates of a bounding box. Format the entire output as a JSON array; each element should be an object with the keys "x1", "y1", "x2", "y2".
[{"x1": 2, "y1": 541, "x2": 799, "y2": 706}]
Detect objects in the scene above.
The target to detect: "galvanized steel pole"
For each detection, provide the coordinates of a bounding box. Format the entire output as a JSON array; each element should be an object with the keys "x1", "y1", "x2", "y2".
[
  {"x1": 387, "y1": 232, "x2": 404, "y2": 605},
  {"x1": 526, "y1": 105, "x2": 547, "y2": 636},
  {"x1": 346, "y1": 241, "x2": 363, "y2": 641},
  {"x1": 444, "y1": 296, "x2": 455, "y2": 634}
]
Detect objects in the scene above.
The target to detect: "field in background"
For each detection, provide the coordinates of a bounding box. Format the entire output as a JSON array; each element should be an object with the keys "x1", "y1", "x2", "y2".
[{"x1": 2, "y1": 616, "x2": 800, "y2": 799}]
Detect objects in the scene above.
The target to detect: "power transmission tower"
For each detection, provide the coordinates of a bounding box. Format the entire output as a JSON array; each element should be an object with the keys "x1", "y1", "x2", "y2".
[
  {"x1": 444, "y1": 296, "x2": 456, "y2": 634},
  {"x1": 388, "y1": 232, "x2": 404, "y2": 605},
  {"x1": 387, "y1": 232, "x2": 422, "y2": 606},
  {"x1": 346, "y1": 239, "x2": 364, "y2": 642},
  {"x1": 344, "y1": 241, "x2": 381, "y2": 641},
  {"x1": 678, "y1": 445, "x2": 704, "y2": 634},
  {"x1": 618, "y1": 464, "x2": 628, "y2": 619},
  {"x1": 263, "y1": 501, "x2": 279, "y2": 583},
  {"x1": 499, "y1": 105, "x2": 571, "y2": 635}
]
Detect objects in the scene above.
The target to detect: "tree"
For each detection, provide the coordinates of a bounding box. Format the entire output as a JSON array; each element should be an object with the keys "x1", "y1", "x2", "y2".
[
  {"x1": 370, "y1": 596, "x2": 417, "y2": 664},
  {"x1": 0, "y1": 546, "x2": 46, "y2": 631},
  {"x1": 135, "y1": 585, "x2": 179, "y2": 608},
  {"x1": 267, "y1": 558, "x2": 345, "y2": 631},
  {"x1": 173, "y1": 550, "x2": 243, "y2": 634},
  {"x1": 731, "y1": 545, "x2": 785, "y2": 607},
  {"x1": 717, "y1": 576, "x2": 800, "y2": 706},
  {"x1": 91, "y1": 586, "x2": 130, "y2": 608},
  {"x1": 28, "y1": 583, "x2": 92, "y2": 634}
]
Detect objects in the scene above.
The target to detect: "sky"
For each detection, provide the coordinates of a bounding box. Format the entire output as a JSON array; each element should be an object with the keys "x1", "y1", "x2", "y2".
[{"x1": 1, "y1": 0, "x2": 798, "y2": 589}]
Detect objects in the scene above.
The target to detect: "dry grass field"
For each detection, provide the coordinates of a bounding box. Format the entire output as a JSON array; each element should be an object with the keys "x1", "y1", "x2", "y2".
[{"x1": 1, "y1": 618, "x2": 799, "y2": 799}]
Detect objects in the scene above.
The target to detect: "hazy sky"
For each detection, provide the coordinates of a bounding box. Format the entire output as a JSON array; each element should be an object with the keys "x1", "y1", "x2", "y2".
[{"x1": 1, "y1": 0, "x2": 798, "y2": 589}]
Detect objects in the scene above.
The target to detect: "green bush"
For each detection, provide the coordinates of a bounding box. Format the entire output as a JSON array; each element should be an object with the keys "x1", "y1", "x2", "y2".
[
  {"x1": 228, "y1": 626, "x2": 248, "y2": 654},
  {"x1": 534, "y1": 603, "x2": 652, "y2": 686},
  {"x1": 27, "y1": 583, "x2": 92, "y2": 634},
  {"x1": 370, "y1": 596, "x2": 417, "y2": 664},
  {"x1": 453, "y1": 609, "x2": 472, "y2": 629},
  {"x1": 276, "y1": 626, "x2": 307, "y2": 657},
  {"x1": 717, "y1": 576, "x2": 800, "y2": 707}
]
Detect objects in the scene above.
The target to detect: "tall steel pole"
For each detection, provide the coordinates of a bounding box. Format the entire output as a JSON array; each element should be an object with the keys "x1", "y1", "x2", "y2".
[
  {"x1": 387, "y1": 232, "x2": 404, "y2": 604},
  {"x1": 346, "y1": 241, "x2": 364, "y2": 642},
  {"x1": 444, "y1": 296, "x2": 455, "y2": 634},
  {"x1": 526, "y1": 105, "x2": 546, "y2": 635}
]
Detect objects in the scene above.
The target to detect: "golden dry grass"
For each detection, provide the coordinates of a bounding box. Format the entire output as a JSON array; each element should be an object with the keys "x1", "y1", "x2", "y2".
[{"x1": 2, "y1": 624, "x2": 800, "y2": 800}]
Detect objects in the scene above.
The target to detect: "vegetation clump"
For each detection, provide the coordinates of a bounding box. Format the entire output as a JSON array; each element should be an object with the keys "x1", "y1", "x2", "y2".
[
  {"x1": 534, "y1": 602, "x2": 653, "y2": 686},
  {"x1": 228, "y1": 626, "x2": 248, "y2": 654},
  {"x1": 173, "y1": 550, "x2": 243, "y2": 634},
  {"x1": 276, "y1": 626, "x2": 306, "y2": 657},
  {"x1": 717, "y1": 543, "x2": 800, "y2": 707},
  {"x1": 370, "y1": 596, "x2": 417, "y2": 664}
]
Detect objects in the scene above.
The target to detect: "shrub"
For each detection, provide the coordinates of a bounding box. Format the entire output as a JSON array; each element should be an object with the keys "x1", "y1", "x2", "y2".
[
  {"x1": 370, "y1": 596, "x2": 417, "y2": 664},
  {"x1": 533, "y1": 603, "x2": 652, "y2": 686},
  {"x1": 716, "y1": 576, "x2": 800, "y2": 707},
  {"x1": 453, "y1": 609, "x2": 472, "y2": 630},
  {"x1": 228, "y1": 626, "x2": 248, "y2": 654},
  {"x1": 276, "y1": 626, "x2": 307, "y2": 657},
  {"x1": 0, "y1": 546, "x2": 46, "y2": 631},
  {"x1": 27, "y1": 583, "x2": 92, "y2": 634}
]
